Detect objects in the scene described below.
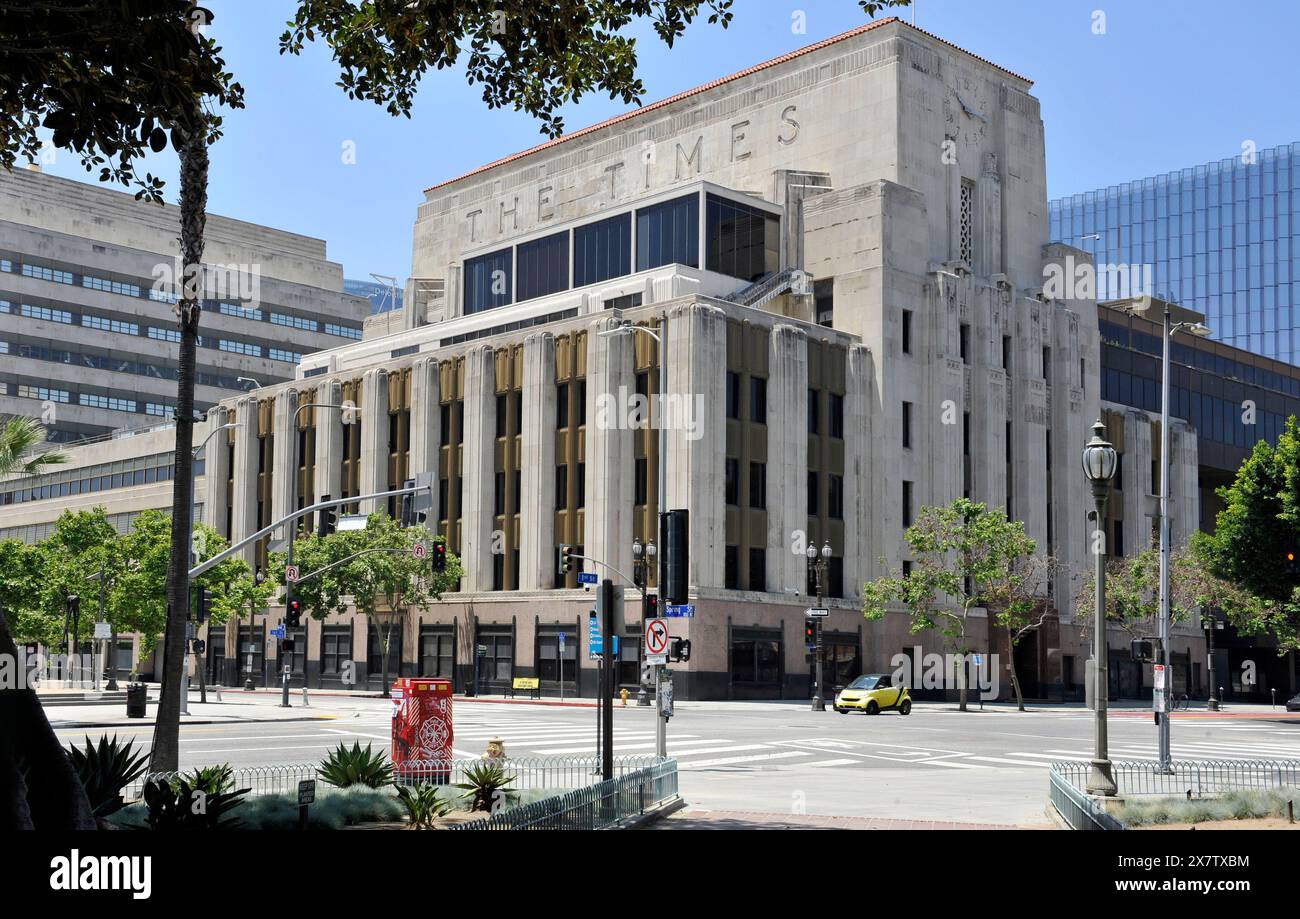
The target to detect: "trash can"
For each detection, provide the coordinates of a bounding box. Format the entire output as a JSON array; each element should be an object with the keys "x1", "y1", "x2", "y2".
[
  {"x1": 126, "y1": 683, "x2": 147, "y2": 718},
  {"x1": 391, "y1": 678, "x2": 453, "y2": 784}
]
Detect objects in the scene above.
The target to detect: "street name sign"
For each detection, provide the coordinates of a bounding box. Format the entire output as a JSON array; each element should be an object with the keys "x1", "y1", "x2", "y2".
[
  {"x1": 805, "y1": 608, "x2": 829, "y2": 618},
  {"x1": 270, "y1": 625, "x2": 286, "y2": 640},
  {"x1": 665, "y1": 604, "x2": 695, "y2": 618},
  {"x1": 578, "y1": 572, "x2": 598, "y2": 585}
]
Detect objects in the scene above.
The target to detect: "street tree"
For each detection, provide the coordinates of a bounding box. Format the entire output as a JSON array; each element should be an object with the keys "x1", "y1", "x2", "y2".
[
  {"x1": 280, "y1": 515, "x2": 462, "y2": 696},
  {"x1": 207, "y1": 562, "x2": 281, "y2": 689},
  {"x1": 0, "y1": 416, "x2": 66, "y2": 476},
  {"x1": 863, "y1": 498, "x2": 1044, "y2": 712}
]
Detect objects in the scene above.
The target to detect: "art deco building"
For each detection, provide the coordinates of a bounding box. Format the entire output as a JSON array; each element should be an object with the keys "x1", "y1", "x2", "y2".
[{"x1": 182, "y1": 18, "x2": 1129, "y2": 699}]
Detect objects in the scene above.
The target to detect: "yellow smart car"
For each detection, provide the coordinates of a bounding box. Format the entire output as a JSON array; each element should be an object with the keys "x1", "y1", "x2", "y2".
[{"x1": 834, "y1": 673, "x2": 912, "y2": 715}]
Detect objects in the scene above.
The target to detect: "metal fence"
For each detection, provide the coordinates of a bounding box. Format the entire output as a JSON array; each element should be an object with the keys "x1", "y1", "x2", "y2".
[
  {"x1": 1052, "y1": 759, "x2": 1300, "y2": 798},
  {"x1": 124, "y1": 755, "x2": 659, "y2": 801},
  {"x1": 1048, "y1": 765, "x2": 1127, "y2": 831},
  {"x1": 449, "y1": 758, "x2": 679, "y2": 830}
]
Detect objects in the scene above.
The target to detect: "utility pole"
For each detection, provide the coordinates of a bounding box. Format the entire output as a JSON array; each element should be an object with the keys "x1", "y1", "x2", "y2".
[{"x1": 600, "y1": 577, "x2": 615, "y2": 781}]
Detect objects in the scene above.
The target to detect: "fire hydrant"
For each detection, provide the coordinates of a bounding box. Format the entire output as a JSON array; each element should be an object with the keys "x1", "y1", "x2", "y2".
[{"x1": 619, "y1": 688, "x2": 630, "y2": 706}]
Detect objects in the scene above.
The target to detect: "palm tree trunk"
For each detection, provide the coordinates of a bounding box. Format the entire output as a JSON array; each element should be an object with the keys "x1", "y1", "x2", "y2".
[
  {"x1": 0, "y1": 609, "x2": 97, "y2": 829},
  {"x1": 151, "y1": 112, "x2": 208, "y2": 774}
]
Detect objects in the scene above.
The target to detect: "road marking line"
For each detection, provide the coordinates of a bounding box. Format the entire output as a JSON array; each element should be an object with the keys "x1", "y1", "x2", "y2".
[
  {"x1": 679, "y1": 751, "x2": 813, "y2": 769},
  {"x1": 966, "y1": 756, "x2": 1054, "y2": 768},
  {"x1": 803, "y1": 758, "x2": 861, "y2": 768}
]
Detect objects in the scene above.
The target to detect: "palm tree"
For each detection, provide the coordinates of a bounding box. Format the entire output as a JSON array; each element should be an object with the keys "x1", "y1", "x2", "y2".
[{"x1": 0, "y1": 416, "x2": 66, "y2": 477}]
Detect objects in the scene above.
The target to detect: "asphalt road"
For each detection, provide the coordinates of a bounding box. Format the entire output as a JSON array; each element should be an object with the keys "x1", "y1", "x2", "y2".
[{"x1": 48, "y1": 696, "x2": 1300, "y2": 825}]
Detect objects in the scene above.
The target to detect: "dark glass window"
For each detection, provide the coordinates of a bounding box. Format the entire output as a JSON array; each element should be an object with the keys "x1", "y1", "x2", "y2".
[
  {"x1": 556, "y1": 382, "x2": 569, "y2": 428},
  {"x1": 829, "y1": 393, "x2": 844, "y2": 438},
  {"x1": 321, "y1": 626, "x2": 351, "y2": 677},
  {"x1": 960, "y1": 323, "x2": 970, "y2": 363},
  {"x1": 902, "y1": 480, "x2": 914, "y2": 527},
  {"x1": 749, "y1": 462, "x2": 766, "y2": 509},
  {"x1": 724, "y1": 545, "x2": 740, "y2": 589},
  {"x1": 705, "y1": 194, "x2": 778, "y2": 282},
  {"x1": 516, "y1": 231, "x2": 569, "y2": 302},
  {"x1": 478, "y1": 631, "x2": 513, "y2": 685},
  {"x1": 555, "y1": 464, "x2": 568, "y2": 508},
  {"x1": 828, "y1": 474, "x2": 844, "y2": 520},
  {"x1": 748, "y1": 547, "x2": 766, "y2": 592},
  {"x1": 725, "y1": 458, "x2": 739, "y2": 506},
  {"x1": 808, "y1": 471, "x2": 819, "y2": 515},
  {"x1": 573, "y1": 212, "x2": 632, "y2": 287},
  {"x1": 537, "y1": 630, "x2": 576, "y2": 684},
  {"x1": 726, "y1": 372, "x2": 741, "y2": 419},
  {"x1": 419, "y1": 627, "x2": 454, "y2": 679},
  {"x1": 495, "y1": 394, "x2": 507, "y2": 437},
  {"x1": 902, "y1": 310, "x2": 913, "y2": 354},
  {"x1": 731, "y1": 629, "x2": 781, "y2": 684},
  {"x1": 808, "y1": 388, "x2": 820, "y2": 434},
  {"x1": 494, "y1": 471, "x2": 506, "y2": 516},
  {"x1": 635, "y1": 457, "x2": 648, "y2": 506},
  {"x1": 814, "y1": 279, "x2": 834, "y2": 327},
  {"x1": 902, "y1": 401, "x2": 913, "y2": 449},
  {"x1": 750, "y1": 377, "x2": 767, "y2": 424},
  {"x1": 636, "y1": 195, "x2": 699, "y2": 271},
  {"x1": 464, "y1": 247, "x2": 512, "y2": 314}
]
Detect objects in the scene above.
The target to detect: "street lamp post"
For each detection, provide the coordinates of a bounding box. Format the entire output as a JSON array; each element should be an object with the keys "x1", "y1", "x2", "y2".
[
  {"x1": 1082, "y1": 419, "x2": 1119, "y2": 796},
  {"x1": 597, "y1": 314, "x2": 670, "y2": 755},
  {"x1": 806, "y1": 541, "x2": 831, "y2": 712},
  {"x1": 1205, "y1": 613, "x2": 1221, "y2": 711},
  {"x1": 1116, "y1": 295, "x2": 1210, "y2": 770}
]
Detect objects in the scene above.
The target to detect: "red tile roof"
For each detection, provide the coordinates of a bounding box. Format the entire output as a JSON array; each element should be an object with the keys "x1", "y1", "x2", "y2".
[{"x1": 422, "y1": 17, "x2": 1032, "y2": 195}]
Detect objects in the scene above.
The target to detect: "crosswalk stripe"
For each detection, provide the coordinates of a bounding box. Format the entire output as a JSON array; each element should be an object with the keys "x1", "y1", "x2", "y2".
[
  {"x1": 804, "y1": 758, "x2": 861, "y2": 768},
  {"x1": 679, "y1": 751, "x2": 812, "y2": 769},
  {"x1": 966, "y1": 756, "x2": 1054, "y2": 768},
  {"x1": 523, "y1": 737, "x2": 725, "y2": 754}
]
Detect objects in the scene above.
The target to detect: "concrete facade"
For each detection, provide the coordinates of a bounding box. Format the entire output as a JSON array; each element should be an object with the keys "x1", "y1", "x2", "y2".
[{"x1": 0, "y1": 166, "x2": 368, "y2": 442}]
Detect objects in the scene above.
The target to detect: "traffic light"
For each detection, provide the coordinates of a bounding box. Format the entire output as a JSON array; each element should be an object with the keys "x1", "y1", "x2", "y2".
[
  {"x1": 432, "y1": 541, "x2": 447, "y2": 572},
  {"x1": 66, "y1": 595, "x2": 80, "y2": 617},
  {"x1": 669, "y1": 637, "x2": 691, "y2": 663},
  {"x1": 559, "y1": 544, "x2": 575, "y2": 576},
  {"x1": 285, "y1": 594, "x2": 302, "y2": 628},
  {"x1": 804, "y1": 620, "x2": 816, "y2": 649},
  {"x1": 1286, "y1": 550, "x2": 1299, "y2": 577},
  {"x1": 663, "y1": 510, "x2": 689, "y2": 605},
  {"x1": 318, "y1": 495, "x2": 336, "y2": 537},
  {"x1": 191, "y1": 638, "x2": 206, "y2": 655},
  {"x1": 643, "y1": 591, "x2": 659, "y2": 619},
  {"x1": 195, "y1": 589, "x2": 213, "y2": 623},
  {"x1": 400, "y1": 493, "x2": 414, "y2": 528}
]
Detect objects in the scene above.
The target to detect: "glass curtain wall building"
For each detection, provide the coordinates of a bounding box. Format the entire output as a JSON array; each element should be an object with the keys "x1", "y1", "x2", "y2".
[{"x1": 1051, "y1": 141, "x2": 1300, "y2": 364}]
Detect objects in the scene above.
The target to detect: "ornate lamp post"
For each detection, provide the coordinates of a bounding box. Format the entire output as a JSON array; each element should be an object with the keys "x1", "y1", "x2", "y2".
[
  {"x1": 1082, "y1": 420, "x2": 1118, "y2": 796},
  {"x1": 806, "y1": 540, "x2": 832, "y2": 712}
]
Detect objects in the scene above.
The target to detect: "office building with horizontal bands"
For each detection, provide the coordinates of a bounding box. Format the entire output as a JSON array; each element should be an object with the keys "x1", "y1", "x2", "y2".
[
  {"x1": 182, "y1": 17, "x2": 1132, "y2": 700},
  {"x1": 0, "y1": 166, "x2": 369, "y2": 443},
  {"x1": 1051, "y1": 141, "x2": 1300, "y2": 365}
]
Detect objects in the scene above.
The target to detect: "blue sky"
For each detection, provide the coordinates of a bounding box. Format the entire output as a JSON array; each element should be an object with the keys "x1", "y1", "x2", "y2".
[{"x1": 33, "y1": 0, "x2": 1300, "y2": 286}]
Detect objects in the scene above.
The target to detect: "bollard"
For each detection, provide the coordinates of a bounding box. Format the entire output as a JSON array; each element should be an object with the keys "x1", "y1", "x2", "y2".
[
  {"x1": 302, "y1": 685, "x2": 310, "y2": 707},
  {"x1": 213, "y1": 684, "x2": 223, "y2": 702}
]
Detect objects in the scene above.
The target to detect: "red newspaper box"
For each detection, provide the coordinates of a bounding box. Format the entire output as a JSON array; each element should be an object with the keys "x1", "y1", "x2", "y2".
[{"x1": 391, "y1": 677, "x2": 453, "y2": 783}]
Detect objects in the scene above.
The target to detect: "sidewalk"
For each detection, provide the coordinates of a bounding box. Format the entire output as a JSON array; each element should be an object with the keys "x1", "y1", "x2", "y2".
[{"x1": 651, "y1": 807, "x2": 1033, "y2": 830}]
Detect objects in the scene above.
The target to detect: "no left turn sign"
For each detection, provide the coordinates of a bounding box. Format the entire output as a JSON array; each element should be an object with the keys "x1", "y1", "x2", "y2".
[
  {"x1": 644, "y1": 618, "x2": 670, "y2": 656},
  {"x1": 285, "y1": 564, "x2": 300, "y2": 583}
]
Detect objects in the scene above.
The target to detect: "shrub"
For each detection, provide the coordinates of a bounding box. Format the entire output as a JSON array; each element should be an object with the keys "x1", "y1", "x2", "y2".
[
  {"x1": 455, "y1": 762, "x2": 518, "y2": 813},
  {"x1": 66, "y1": 735, "x2": 150, "y2": 818},
  {"x1": 211, "y1": 786, "x2": 405, "y2": 830},
  {"x1": 318, "y1": 742, "x2": 394, "y2": 789},
  {"x1": 396, "y1": 784, "x2": 453, "y2": 829},
  {"x1": 1116, "y1": 788, "x2": 1300, "y2": 827},
  {"x1": 139, "y1": 777, "x2": 249, "y2": 830}
]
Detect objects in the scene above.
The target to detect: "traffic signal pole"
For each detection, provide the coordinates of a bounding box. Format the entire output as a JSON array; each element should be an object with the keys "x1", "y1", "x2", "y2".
[{"x1": 600, "y1": 577, "x2": 615, "y2": 782}]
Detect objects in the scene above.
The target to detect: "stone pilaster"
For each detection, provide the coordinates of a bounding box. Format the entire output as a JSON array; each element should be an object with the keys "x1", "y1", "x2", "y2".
[
  {"x1": 664, "y1": 302, "x2": 727, "y2": 589},
  {"x1": 230, "y1": 396, "x2": 261, "y2": 565},
  {"x1": 520, "y1": 333, "x2": 557, "y2": 590},
  {"x1": 586, "y1": 319, "x2": 636, "y2": 588},
  {"x1": 1170, "y1": 419, "x2": 1199, "y2": 549},
  {"x1": 408, "y1": 357, "x2": 441, "y2": 478},
  {"x1": 359, "y1": 368, "x2": 389, "y2": 514},
  {"x1": 461, "y1": 346, "x2": 496, "y2": 592},
  {"x1": 843, "y1": 344, "x2": 874, "y2": 593},
  {"x1": 314, "y1": 380, "x2": 343, "y2": 506},
  {"x1": 271, "y1": 388, "x2": 298, "y2": 528},
  {"x1": 1123, "y1": 409, "x2": 1154, "y2": 555},
  {"x1": 202, "y1": 407, "x2": 232, "y2": 538},
  {"x1": 765, "y1": 324, "x2": 808, "y2": 594}
]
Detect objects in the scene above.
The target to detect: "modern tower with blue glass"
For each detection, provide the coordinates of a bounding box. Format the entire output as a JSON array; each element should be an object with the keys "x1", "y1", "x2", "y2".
[{"x1": 1051, "y1": 141, "x2": 1300, "y2": 364}]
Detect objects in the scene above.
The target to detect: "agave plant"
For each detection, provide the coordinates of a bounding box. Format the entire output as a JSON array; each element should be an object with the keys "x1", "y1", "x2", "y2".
[
  {"x1": 395, "y1": 783, "x2": 452, "y2": 829},
  {"x1": 455, "y1": 762, "x2": 518, "y2": 813},
  {"x1": 66, "y1": 735, "x2": 151, "y2": 818},
  {"x1": 139, "y1": 777, "x2": 249, "y2": 830},
  {"x1": 318, "y1": 742, "x2": 394, "y2": 789},
  {"x1": 179, "y1": 764, "x2": 235, "y2": 795}
]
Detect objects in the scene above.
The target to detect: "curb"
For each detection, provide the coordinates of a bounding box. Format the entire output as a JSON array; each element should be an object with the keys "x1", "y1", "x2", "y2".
[
  {"x1": 618, "y1": 796, "x2": 687, "y2": 829},
  {"x1": 49, "y1": 715, "x2": 337, "y2": 729}
]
